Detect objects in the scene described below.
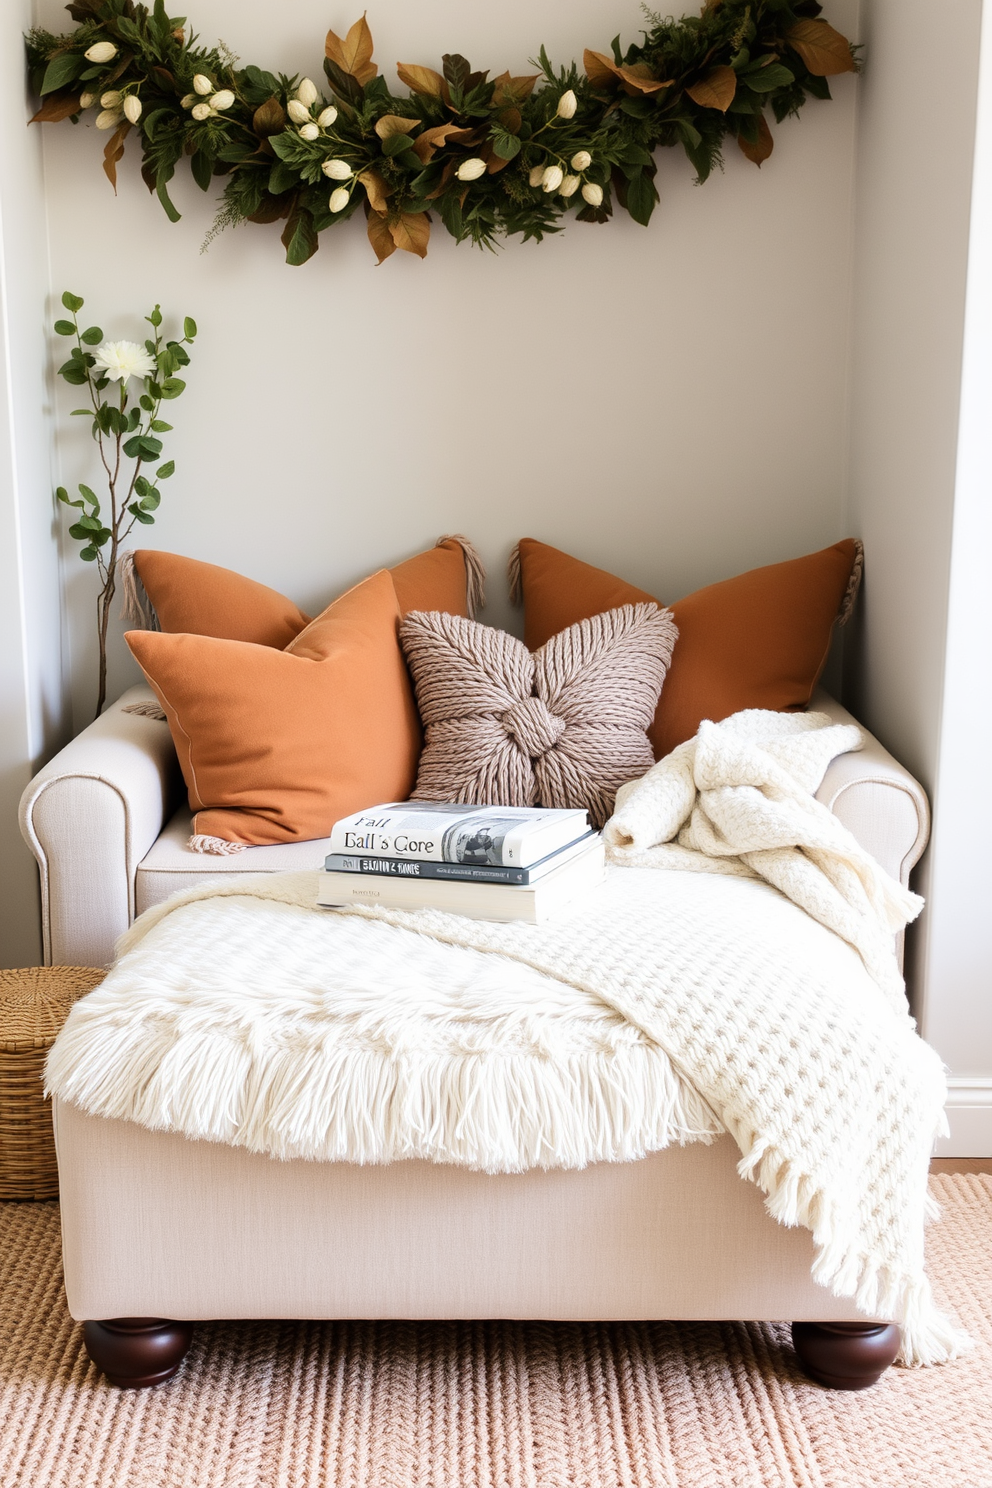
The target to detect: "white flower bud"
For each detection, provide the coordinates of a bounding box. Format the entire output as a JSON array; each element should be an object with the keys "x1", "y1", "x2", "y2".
[
  {"x1": 456, "y1": 157, "x2": 487, "y2": 182},
  {"x1": 556, "y1": 89, "x2": 577, "y2": 119},
  {"x1": 541, "y1": 164, "x2": 564, "y2": 192},
  {"x1": 79, "y1": 91, "x2": 96, "y2": 109},
  {"x1": 570, "y1": 150, "x2": 592, "y2": 171},
  {"x1": 317, "y1": 106, "x2": 338, "y2": 127},
  {"x1": 95, "y1": 108, "x2": 123, "y2": 130},
  {"x1": 84, "y1": 41, "x2": 117, "y2": 64},
  {"x1": 193, "y1": 74, "x2": 213, "y2": 95},
  {"x1": 286, "y1": 99, "x2": 310, "y2": 124},
  {"x1": 329, "y1": 186, "x2": 350, "y2": 213},
  {"x1": 210, "y1": 89, "x2": 235, "y2": 111},
  {"x1": 100, "y1": 90, "x2": 122, "y2": 108},
  {"x1": 122, "y1": 95, "x2": 142, "y2": 124},
  {"x1": 298, "y1": 122, "x2": 320, "y2": 141},
  {"x1": 559, "y1": 174, "x2": 580, "y2": 198},
  {"x1": 180, "y1": 93, "x2": 197, "y2": 109},
  {"x1": 191, "y1": 102, "x2": 212, "y2": 122},
  {"x1": 322, "y1": 158, "x2": 353, "y2": 180},
  {"x1": 581, "y1": 181, "x2": 604, "y2": 207},
  {"x1": 528, "y1": 165, "x2": 545, "y2": 187},
  {"x1": 296, "y1": 77, "x2": 318, "y2": 107}
]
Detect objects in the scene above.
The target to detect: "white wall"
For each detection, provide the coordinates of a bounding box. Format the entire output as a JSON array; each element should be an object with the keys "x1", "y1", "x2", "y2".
[
  {"x1": 846, "y1": 0, "x2": 992, "y2": 1151},
  {"x1": 0, "y1": 0, "x2": 66, "y2": 967},
  {"x1": 33, "y1": 0, "x2": 861, "y2": 728}
]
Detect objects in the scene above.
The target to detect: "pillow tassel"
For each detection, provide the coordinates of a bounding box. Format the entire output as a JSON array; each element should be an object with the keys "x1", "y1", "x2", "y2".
[
  {"x1": 188, "y1": 834, "x2": 247, "y2": 856},
  {"x1": 437, "y1": 534, "x2": 486, "y2": 619},
  {"x1": 507, "y1": 542, "x2": 522, "y2": 606},
  {"x1": 118, "y1": 550, "x2": 161, "y2": 632},
  {"x1": 837, "y1": 539, "x2": 864, "y2": 627}
]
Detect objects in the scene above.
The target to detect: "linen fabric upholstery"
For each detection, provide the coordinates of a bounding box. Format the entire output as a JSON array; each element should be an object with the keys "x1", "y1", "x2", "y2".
[
  {"x1": 512, "y1": 538, "x2": 863, "y2": 759},
  {"x1": 126, "y1": 569, "x2": 420, "y2": 847},
  {"x1": 131, "y1": 535, "x2": 483, "y2": 647},
  {"x1": 400, "y1": 604, "x2": 677, "y2": 828}
]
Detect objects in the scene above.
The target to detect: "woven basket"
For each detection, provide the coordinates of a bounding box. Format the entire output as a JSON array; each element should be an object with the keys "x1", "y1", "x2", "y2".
[{"x1": 0, "y1": 967, "x2": 105, "y2": 1201}]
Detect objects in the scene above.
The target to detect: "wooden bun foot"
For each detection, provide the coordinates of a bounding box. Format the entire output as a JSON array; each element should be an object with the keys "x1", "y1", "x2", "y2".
[
  {"x1": 792, "y1": 1321, "x2": 901, "y2": 1390},
  {"x1": 83, "y1": 1317, "x2": 194, "y2": 1387}
]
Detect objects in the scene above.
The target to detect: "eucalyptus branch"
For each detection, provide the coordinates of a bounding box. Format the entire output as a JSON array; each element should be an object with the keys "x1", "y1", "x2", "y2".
[{"x1": 53, "y1": 290, "x2": 196, "y2": 717}]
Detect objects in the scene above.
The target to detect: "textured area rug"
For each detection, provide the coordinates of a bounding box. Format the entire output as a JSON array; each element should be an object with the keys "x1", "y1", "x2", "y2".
[{"x1": 0, "y1": 1175, "x2": 989, "y2": 1488}]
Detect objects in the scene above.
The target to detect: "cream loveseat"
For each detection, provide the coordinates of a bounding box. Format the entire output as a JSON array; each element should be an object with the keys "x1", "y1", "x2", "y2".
[{"x1": 20, "y1": 685, "x2": 931, "y2": 1391}]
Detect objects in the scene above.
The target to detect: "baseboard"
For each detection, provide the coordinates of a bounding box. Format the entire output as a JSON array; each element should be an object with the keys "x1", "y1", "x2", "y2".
[{"x1": 933, "y1": 1077, "x2": 992, "y2": 1157}]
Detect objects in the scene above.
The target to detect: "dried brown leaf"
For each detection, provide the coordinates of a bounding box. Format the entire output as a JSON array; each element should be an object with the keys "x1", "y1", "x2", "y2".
[
  {"x1": 396, "y1": 62, "x2": 446, "y2": 98},
  {"x1": 358, "y1": 167, "x2": 392, "y2": 213},
  {"x1": 389, "y1": 210, "x2": 430, "y2": 258},
  {"x1": 616, "y1": 62, "x2": 671, "y2": 94},
  {"x1": 29, "y1": 88, "x2": 83, "y2": 123},
  {"x1": 325, "y1": 15, "x2": 377, "y2": 85},
  {"x1": 786, "y1": 19, "x2": 856, "y2": 76},
  {"x1": 584, "y1": 49, "x2": 620, "y2": 89},
  {"x1": 410, "y1": 122, "x2": 473, "y2": 163},
  {"x1": 738, "y1": 112, "x2": 774, "y2": 165},
  {"x1": 491, "y1": 71, "x2": 539, "y2": 104},
  {"x1": 374, "y1": 113, "x2": 419, "y2": 139},
  {"x1": 252, "y1": 95, "x2": 286, "y2": 136},
  {"x1": 685, "y1": 64, "x2": 737, "y2": 111},
  {"x1": 102, "y1": 121, "x2": 131, "y2": 191},
  {"x1": 367, "y1": 210, "x2": 396, "y2": 263}
]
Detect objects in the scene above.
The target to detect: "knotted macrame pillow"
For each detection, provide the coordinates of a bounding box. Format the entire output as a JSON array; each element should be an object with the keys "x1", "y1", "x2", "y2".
[{"x1": 399, "y1": 603, "x2": 678, "y2": 828}]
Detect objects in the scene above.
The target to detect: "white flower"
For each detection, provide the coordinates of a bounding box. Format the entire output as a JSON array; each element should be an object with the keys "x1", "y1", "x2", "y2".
[
  {"x1": 322, "y1": 158, "x2": 353, "y2": 180},
  {"x1": 317, "y1": 106, "x2": 338, "y2": 128},
  {"x1": 329, "y1": 187, "x2": 350, "y2": 212},
  {"x1": 84, "y1": 41, "x2": 117, "y2": 64},
  {"x1": 541, "y1": 164, "x2": 564, "y2": 192},
  {"x1": 287, "y1": 99, "x2": 310, "y2": 124},
  {"x1": 100, "y1": 90, "x2": 122, "y2": 108},
  {"x1": 95, "y1": 108, "x2": 123, "y2": 130},
  {"x1": 123, "y1": 95, "x2": 142, "y2": 124},
  {"x1": 296, "y1": 77, "x2": 318, "y2": 107},
  {"x1": 559, "y1": 174, "x2": 580, "y2": 197},
  {"x1": 456, "y1": 157, "x2": 487, "y2": 182},
  {"x1": 556, "y1": 90, "x2": 577, "y2": 119},
  {"x1": 570, "y1": 150, "x2": 592, "y2": 171},
  {"x1": 581, "y1": 181, "x2": 603, "y2": 207},
  {"x1": 180, "y1": 93, "x2": 197, "y2": 109},
  {"x1": 528, "y1": 164, "x2": 545, "y2": 187},
  {"x1": 210, "y1": 89, "x2": 235, "y2": 111},
  {"x1": 298, "y1": 122, "x2": 320, "y2": 141},
  {"x1": 79, "y1": 92, "x2": 96, "y2": 109},
  {"x1": 92, "y1": 340, "x2": 157, "y2": 383},
  {"x1": 191, "y1": 102, "x2": 212, "y2": 122},
  {"x1": 193, "y1": 74, "x2": 213, "y2": 95}
]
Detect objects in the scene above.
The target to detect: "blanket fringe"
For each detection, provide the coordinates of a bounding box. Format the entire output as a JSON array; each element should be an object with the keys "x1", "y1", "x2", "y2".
[
  {"x1": 436, "y1": 534, "x2": 486, "y2": 619},
  {"x1": 507, "y1": 542, "x2": 522, "y2": 606},
  {"x1": 122, "y1": 701, "x2": 168, "y2": 721},
  {"x1": 118, "y1": 550, "x2": 160, "y2": 631},
  {"x1": 188, "y1": 834, "x2": 247, "y2": 855}
]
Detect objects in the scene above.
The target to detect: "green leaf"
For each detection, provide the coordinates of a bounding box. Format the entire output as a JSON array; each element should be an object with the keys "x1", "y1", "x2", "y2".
[
  {"x1": 79, "y1": 546, "x2": 98, "y2": 562},
  {"x1": 491, "y1": 130, "x2": 521, "y2": 162},
  {"x1": 190, "y1": 150, "x2": 213, "y2": 192},
  {"x1": 160, "y1": 377, "x2": 187, "y2": 399},
  {"x1": 281, "y1": 205, "x2": 319, "y2": 267},
  {"x1": 183, "y1": 317, "x2": 197, "y2": 340},
  {"x1": 78, "y1": 483, "x2": 99, "y2": 505},
  {"x1": 70, "y1": 409, "x2": 91, "y2": 416},
  {"x1": 150, "y1": 419, "x2": 173, "y2": 432},
  {"x1": 743, "y1": 63, "x2": 795, "y2": 93},
  {"x1": 94, "y1": 527, "x2": 112, "y2": 547},
  {"x1": 134, "y1": 475, "x2": 152, "y2": 497},
  {"x1": 60, "y1": 366, "x2": 87, "y2": 385},
  {"x1": 61, "y1": 292, "x2": 84, "y2": 313},
  {"x1": 55, "y1": 486, "x2": 69, "y2": 504},
  {"x1": 140, "y1": 490, "x2": 161, "y2": 511},
  {"x1": 625, "y1": 170, "x2": 658, "y2": 226},
  {"x1": 139, "y1": 394, "x2": 154, "y2": 412},
  {"x1": 128, "y1": 504, "x2": 156, "y2": 525},
  {"x1": 156, "y1": 178, "x2": 182, "y2": 223},
  {"x1": 148, "y1": 305, "x2": 163, "y2": 327},
  {"x1": 80, "y1": 326, "x2": 103, "y2": 345},
  {"x1": 156, "y1": 460, "x2": 175, "y2": 479},
  {"x1": 147, "y1": 381, "x2": 163, "y2": 400},
  {"x1": 40, "y1": 52, "x2": 86, "y2": 96},
  {"x1": 54, "y1": 319, "x2": 76, "y2": 336},
  {"x1": 69, "y1": 522, "x2": 91, "y2": 540},
  {"x1": 77, "y1": 513, "x2": 103, "y2": 532}
]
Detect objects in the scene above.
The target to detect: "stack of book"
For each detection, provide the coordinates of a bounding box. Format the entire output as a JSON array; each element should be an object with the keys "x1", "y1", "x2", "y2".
[{"x1": 317, "y1": 802, "x2": 604, "y2": 924}]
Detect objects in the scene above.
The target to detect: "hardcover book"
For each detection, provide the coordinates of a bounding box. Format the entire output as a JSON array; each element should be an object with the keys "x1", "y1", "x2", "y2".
[{"x1": 327, "y1": 802, "x2": 590, "y2": 869}]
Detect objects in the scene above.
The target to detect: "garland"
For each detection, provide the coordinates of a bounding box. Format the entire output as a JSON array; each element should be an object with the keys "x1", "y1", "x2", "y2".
[{"x1": 26, "y1": 0, "x2": 856, "y2": 266}]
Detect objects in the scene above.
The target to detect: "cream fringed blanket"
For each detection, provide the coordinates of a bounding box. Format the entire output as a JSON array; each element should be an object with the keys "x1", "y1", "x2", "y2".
[{"x1": 47, "y1": 710, "x2": 965, "y2": 1366}]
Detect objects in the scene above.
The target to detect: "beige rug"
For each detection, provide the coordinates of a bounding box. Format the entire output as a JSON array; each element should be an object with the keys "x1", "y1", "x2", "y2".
[{"x1": 0, "y1": 1175, "x2": 989, "y2": 1488}]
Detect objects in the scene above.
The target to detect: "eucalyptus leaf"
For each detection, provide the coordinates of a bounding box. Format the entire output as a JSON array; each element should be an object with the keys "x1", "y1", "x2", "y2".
[
  {"x1": 156, "y1": 460, "x2": 175, "y2": 479},
  {"x1": 54, "y1": 319, "x2": 76, "y2": 336},
  {"x1": 161, "y1": 377, "x2": 187, "y2": 399},
  {"x1": 183, "y1": 317, "x2": 197, "y2": 340},
  {"x1": 61, "y1": 292, "x2": 84, "y2": 313},
  {"x1": 80, "y1": 326, "x2": 103, "y2": 345}
]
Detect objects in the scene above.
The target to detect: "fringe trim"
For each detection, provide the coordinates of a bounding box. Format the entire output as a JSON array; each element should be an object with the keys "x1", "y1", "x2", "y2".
[
  {"x1": 508, "y1": 542, "x2": 522, "y2": 606},
  {"x1": 188, "y1": 834, "x2": 247, "y2": 855},
  {"x1": 118, "y1": 550, "x2": 160, "y2": 631},
  {"x1": 122, "y1": 701, "x2": 168, "y2": 721},
  {"x1": 735, "y1": 1130, "x2": 972, "y2": 1367},
  {"x1": 437, "y1": 534, "x2": 486, "y2": 619},
  {"x1": 837, "y1": 539, "x2": 864, "y2": 627},
  {"x1": 46, "y1": 1022, "x2": 720, "y2": 1175}
]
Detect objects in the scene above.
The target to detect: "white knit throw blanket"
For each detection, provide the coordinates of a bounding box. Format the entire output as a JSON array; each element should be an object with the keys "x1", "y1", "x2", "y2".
[{"x1": 47, "y1": 711, "x2": 965, "y2": 1366}]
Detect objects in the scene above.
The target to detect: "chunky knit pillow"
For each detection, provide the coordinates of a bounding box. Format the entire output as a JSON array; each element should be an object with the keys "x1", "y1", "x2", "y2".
[{"x1": 399, "y1": 604, "x2": 677, "y2": 828}]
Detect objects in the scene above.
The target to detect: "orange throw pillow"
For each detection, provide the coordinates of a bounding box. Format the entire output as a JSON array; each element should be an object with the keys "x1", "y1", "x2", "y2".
[
  {"x1": 130, "y1": 535, "x2": 483, "y2": 647},
  {"x1": 512, "y1": 538, "x2": 862, "y2": 759},
  {"x1": 126, "y1": 569, "x2": 421, "y2": 847}
]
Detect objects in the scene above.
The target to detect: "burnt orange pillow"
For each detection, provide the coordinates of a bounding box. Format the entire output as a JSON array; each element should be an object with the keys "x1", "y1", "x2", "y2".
[
  {"x1": 131, "y1": 535, "x2": 482, "y2": 647},
  {"x1": 126, "y1": 569, "x2": 421, "y2": 847},
  {"x1": 512, "y1": 538, "x2": 862, "y2": 759}
]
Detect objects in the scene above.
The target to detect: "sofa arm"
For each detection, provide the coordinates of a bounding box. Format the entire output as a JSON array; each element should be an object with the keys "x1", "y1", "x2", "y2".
[
  {"x1": 812, "y1": 689, "x2": 930, "y2": 889},
  {"x1": 19, "y1": 686, "x2": 179, "y2": 968}
]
